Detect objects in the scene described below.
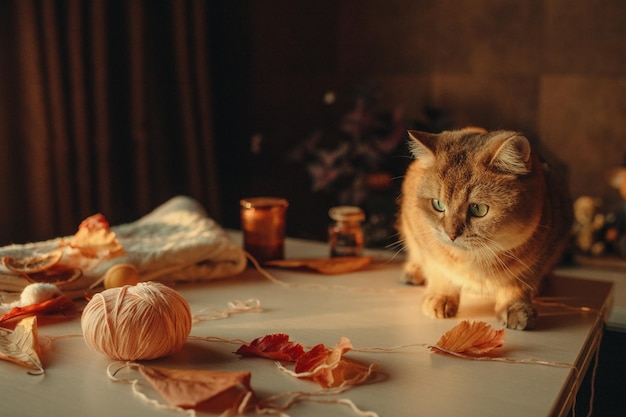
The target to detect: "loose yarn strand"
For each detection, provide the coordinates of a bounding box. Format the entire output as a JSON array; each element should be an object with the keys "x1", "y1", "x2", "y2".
[
  {"x1": 583, "y1": 329, "x2": 602, "y2": 417},
  {"x1": 38, "y1": 333, "x2": 82, "y2": 351},
  {"x1": 245, "y1": 252, "x2": 290, "y2": 289},
  {"x1": 187, "y1": 335, "x2": 250, "y2": 345},
  {"x1": 193, "y1": 299, "x2": 262, "y2": 323},
  {"x1": 264, "y1": 359, "x2": 381, "y2": 417},
  {"x1": 426, "y1": 345, "x2": 579, "y2": 369},
  {"x1": 257, "y1": 388, "x2": 379, "y2": 417},
  {"x1": 533, "y1": 298, "x2": 599, "y2": 315},
  {"x1": 353, "y1": 343, "x2": 429, "y2": 353},
  {"x1": 276, "y1": 361, "x2": 382, "y2": 388}
]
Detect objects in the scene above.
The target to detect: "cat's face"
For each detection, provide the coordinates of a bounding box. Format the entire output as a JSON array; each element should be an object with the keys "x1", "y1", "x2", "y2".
[{"x1": 408, "y1": 129, "x2": 543, "y2": 253}]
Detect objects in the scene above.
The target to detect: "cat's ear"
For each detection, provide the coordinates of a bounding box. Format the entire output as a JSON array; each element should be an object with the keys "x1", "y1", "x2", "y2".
[
  {"x1": 489, "y1": 132, "x2": 532, "y2": 175},
  {"x1": 407, "y1": 130, "x2": 437, "y2": 165}
]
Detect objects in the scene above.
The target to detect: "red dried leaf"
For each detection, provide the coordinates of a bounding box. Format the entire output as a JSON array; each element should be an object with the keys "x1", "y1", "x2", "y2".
[
  {"x1": 431, "y1": 320, "x2": 505, "y2": 356},
  {"x1": 237, "y1": 335, "x2": 377, "y2": 389},
  {"x1": 0, "y1": 294, "x2": 74, "y2": 323},
  {"x1": 294, "y1": 337, "x2": 356, "y2": 388},
  {"x1": 294, "y1": 343, "x2": 329, "y2": 374},
  {"x1": 236, "y1": 333, "x2": 305, "y2": 362}
]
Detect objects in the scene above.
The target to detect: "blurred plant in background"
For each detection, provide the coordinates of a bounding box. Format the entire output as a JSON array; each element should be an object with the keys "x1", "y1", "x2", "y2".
[{"x1": 287, "y1": 84, "x2": 451, "y2": 247}]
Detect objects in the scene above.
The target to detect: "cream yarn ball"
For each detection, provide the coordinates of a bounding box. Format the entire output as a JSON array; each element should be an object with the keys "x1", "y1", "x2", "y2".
[{"x1": 81, "y1": 281, "x2": 192, "y2": 360}]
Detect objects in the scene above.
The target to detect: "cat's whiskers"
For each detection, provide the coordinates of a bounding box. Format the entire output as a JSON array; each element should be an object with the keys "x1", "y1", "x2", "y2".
[
  {"x1": 401, "y1": 224, "x2": 439, "y2": 247},
  {"x1": 469, "y1": 241, "x2": 507, "y2": 279},
  {"x1": 391, "y1": 227, "x2": 441, "y2": 259},
  {"x1": 477, "y1": 238, "x2": 535, "y2": 292},
  {"x1": 385, "y1": 239, "x2": 404, "y2": 251},
  {"x1": 417, "y1": 236, "x2": 441, "y2": 258},
  {"x1": 386, "y1": 239, "x2": 408, "y2": 261}
]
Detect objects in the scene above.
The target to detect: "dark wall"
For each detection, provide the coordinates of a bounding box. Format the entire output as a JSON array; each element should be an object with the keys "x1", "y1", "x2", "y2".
[{"x1": 211, "y1": 0, "x2": 626, "y2": 240}]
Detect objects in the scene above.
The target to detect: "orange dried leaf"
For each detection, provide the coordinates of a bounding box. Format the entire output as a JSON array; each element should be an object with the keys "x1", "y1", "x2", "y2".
[
  {"x1": 236, "y1": 333, "x2": 305, "y2": 362},
  {"x1": 265, "y1": 256, "x2": 371, "y2": 274},
  {"x1": 294, "y1": 337, "x2": 362, "y2": 388},
  {"x1": 0, "y1": 293, "x2": 74, "y2": 323},
  {"x1": 61, "y1": 214, "x2": 124, "y2": 258},
  {"x1": 139, "y1": 366, "x2": 254, "y2": 412},
  {"x1": 431, "y1": 320, "x2": 505, "y2": 356},
  {"x1": 0, "y1": 316, "x2": 43, "y2": 372}
]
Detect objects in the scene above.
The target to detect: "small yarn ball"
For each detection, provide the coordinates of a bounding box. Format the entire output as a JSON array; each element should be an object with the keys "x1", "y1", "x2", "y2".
[
  {"x1": 103, "y1": 263, "x2": 140, "y2": 289},
  {"x1": 81, "y1": 281, "x2": 192, "y2": 360}
]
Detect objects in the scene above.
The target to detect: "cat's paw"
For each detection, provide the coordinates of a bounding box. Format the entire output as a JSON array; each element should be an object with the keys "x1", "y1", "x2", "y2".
[
  {"x1": 401, "y1": 262, "x2": 425, "y2": 285},
  {"x1": 498, "y1": 301, "x2": 537, "y2": 330},
  {"x1": 422, "y1": 293, "x2": 459, "y2": 318}
]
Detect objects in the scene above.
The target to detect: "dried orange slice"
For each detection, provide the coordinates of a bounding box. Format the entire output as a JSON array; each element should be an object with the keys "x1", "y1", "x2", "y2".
[
  {"x1": 23, "y1": 266, "x2": 82, "y2": 287},
  {"x1": 265, "y1": 256, "x2": 372, "y2": 274},
  {"x1": 2, "y1": 249, "x2": 64, "y2": 274}
]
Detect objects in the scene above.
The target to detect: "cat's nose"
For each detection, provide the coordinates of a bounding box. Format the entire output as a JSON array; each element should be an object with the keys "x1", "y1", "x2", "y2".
[{"x1": 447, "y1": 232, "x2": 457, "y2": 241}]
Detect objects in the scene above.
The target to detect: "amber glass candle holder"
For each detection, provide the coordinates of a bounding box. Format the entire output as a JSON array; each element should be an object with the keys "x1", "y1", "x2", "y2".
[{"x1": 240, "y1": 197, "x2": 289, "y2": 264}]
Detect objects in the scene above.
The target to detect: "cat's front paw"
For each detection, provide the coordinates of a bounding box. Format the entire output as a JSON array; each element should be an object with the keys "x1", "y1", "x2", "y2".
[
  {"x1": 422, "y1": 293, "x2": 459, "y2": 318},
  {"x1": 401, "y1": 261, "x2": 425, "y2": 285},
  {"x1": 498, "y1": 301, "x2": 537, "y2": 330}
]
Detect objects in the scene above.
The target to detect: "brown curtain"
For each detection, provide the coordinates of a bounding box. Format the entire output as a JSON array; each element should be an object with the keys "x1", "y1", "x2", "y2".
[{"x1": 0, "y1": 0, "x2": 221, "y2": 245}]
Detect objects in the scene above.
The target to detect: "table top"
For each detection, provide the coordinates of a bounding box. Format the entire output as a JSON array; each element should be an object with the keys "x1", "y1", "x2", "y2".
[
  {"x1": 554, "y1": 264, "x2": 626, "y2": 332},
  {"x1": 1, "y1": 234, "x2": 613, "y2": 417}
]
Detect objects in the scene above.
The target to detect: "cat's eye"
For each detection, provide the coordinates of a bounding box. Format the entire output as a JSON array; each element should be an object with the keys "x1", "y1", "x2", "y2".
[
  {"x1": 469, "y1": 203, "x2": 489, "y2": 217},
  {"x1": 431, "y1": 199, "x2": 445, "y2": 212}
]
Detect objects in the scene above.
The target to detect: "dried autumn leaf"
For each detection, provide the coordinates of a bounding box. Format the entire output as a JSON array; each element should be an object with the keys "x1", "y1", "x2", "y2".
[
  {"x1": 293, "y1": 337, "x2": 365, "y2": 388},
  {"x1": 293, "y1": 343, "x2": 329, "y2": 374},
  {"x1": 0, "y1": 293, "x2": 74, "y2": 323},
  {"x1": 60, "y1": 213, "x2": 124, "y2": 259},
  {"x1": 265, "y1": 256, "x2": 372, "y2": 274},
  {"x1": 431, "y1": 320, "x2": 505, "y2": 356},
  {"x1": 139, "y1": 365, "x2": 254, "y2": 412},
  {"x1": 0, "y1": 316, "x2": 43, "y2": 372},
  {"x1": 235, "y1": 333, "x2": 305, "y2": 362}
]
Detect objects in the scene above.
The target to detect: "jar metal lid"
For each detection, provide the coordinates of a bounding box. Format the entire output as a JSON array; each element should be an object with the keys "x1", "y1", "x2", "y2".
[{"x1": 328, "y1": 206, "x2": 365, "y2": 222}]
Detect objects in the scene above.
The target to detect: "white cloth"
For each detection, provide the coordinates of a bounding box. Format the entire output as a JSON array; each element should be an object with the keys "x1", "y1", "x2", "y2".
[{"x1": 0, "y1": 196, "x2": 246, "y2": 298}]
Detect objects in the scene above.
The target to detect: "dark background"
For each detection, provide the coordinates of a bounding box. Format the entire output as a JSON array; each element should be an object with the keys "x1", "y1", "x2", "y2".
[{"x1": 210, "y1": 0, "x2": 626, "y2": 242}]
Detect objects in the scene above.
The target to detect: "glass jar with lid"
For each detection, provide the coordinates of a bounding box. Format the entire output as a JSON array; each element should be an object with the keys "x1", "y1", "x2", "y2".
[{"x1": 328, "y1": 206, "x2": 365, "y2": 257}]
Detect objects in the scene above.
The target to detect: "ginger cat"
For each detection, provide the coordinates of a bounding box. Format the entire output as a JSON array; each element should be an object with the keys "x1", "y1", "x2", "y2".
[{"x1": 397, "y1": 128, "x2": 572, "y2": 329}]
